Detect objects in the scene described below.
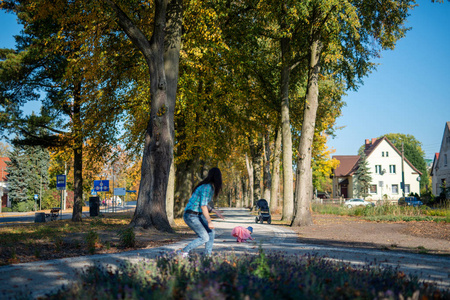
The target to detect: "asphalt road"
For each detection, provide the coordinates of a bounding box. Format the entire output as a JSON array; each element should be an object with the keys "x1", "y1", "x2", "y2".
[{"x1": 0, "y1": 208, "x2": 449, "y2": 299}]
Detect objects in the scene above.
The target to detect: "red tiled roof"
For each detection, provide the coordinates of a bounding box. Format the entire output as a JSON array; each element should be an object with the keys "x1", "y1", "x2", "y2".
[
  {"x1": 334, "y1": 137, "x2": 423, "y2": 177},
  {"x1": 332, "y1": 155, "x2": 360, "y2": 177},
  {"x1": 364, "y1": 137, "x2": 422, "y2": 175},
  {"x1": 0, "y1": 157, "x2": 10, "y2": 181},
  {"x1": 430, "y1": 152, "x2": 440, "y2": 176}
]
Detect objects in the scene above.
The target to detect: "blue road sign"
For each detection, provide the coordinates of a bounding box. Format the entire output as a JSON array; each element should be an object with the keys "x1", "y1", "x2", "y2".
[
  {"x1": 91, "y1": 189, "x2": 97, "y2": 196},
  {"x1": 126, "y1": 190, "x2": 137, "y2": 193},
  {"x1": 114, "y1": 187, "x2": 126, "y2": 196},
  {"x1": 94, "y1": 180, "x2": 109, "y2": 192},
  {"x1": 34, "y1": 194, "x2": 39, "y2": 200},
  {"x1": 56, "y1": 175, "x2": 66, "y2": 190}
]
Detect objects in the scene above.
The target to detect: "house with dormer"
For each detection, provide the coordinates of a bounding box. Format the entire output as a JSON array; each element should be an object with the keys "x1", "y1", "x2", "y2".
[
  {"x1": 431, "y1": 122, "x2": 450, "y2": 197},
  {"x1": 332, "y1": 137, "x2": 422, "y2": 201}
]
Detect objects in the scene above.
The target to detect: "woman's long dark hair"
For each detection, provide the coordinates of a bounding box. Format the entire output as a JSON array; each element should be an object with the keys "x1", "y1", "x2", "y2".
[{"x1": 193, "y1": 167, "x2": 222, "y2": 198}]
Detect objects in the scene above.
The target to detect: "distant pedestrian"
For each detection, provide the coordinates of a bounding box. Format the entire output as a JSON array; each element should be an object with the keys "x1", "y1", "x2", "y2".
[
  {"x1": 180, "y1": 167, "x2": 224, "y2": 256},
  {"x1": 232, "y1": 226, "x2": 254, "y2": 242}
]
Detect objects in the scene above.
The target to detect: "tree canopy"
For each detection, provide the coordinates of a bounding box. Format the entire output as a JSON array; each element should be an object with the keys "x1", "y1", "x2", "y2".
[{"x1": 1, "y1": 0, "x2": 419, "y2": 229}]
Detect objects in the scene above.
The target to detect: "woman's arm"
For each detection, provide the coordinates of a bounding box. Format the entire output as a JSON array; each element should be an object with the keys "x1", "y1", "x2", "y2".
[
  {"x1": 211, "y1": 208, "x2": 225, "y2": 219},
  {"x1": 201, "y1": 205, "x2": 214, "y2": 229},
  {"x1": 207, "y1": 204, "x2": 225, "y2": 219}
]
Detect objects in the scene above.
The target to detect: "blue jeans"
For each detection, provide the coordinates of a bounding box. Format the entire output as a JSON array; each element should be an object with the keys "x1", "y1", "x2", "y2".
[{"x1": 182, "y1": 212, "x2": 215, "y2": 255}]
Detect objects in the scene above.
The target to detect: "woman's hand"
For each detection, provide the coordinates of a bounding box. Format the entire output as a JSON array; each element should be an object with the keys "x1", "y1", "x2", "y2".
[
  {"x1": 201, "y1": 205, "x2": 215, "y2": 229},
  {"x1": 207, "y1": 221, "x2": 215, "y2": 229},
  {"x1": 214, "y1": 209, "x2": 225, "y2": 220}
]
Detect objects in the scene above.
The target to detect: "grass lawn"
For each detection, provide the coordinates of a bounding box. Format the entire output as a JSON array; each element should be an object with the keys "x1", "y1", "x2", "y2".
[{"x1": 0, "y1": 209, "x2": 194, "y2": 266}]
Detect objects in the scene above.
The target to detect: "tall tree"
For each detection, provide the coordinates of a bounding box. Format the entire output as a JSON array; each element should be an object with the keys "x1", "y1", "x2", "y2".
[
  {"x1": 102, "y1": 0, "x2": 182, "y2": 231},
  {"x1": 292, "y1": 0, "x2": 415, "y2": 227},
  {"x1": 6, "y1": 145, "x2": 30, "y2": 209},
  {"x1": 0, "y1": 1, "x2": 122, "y2": 222},
  {"x1": 381, "y1": 133, "x2": 428, "y2": 191},
  {"x1": 353, "y1": 153, "x2": 372, "y2": 199}
]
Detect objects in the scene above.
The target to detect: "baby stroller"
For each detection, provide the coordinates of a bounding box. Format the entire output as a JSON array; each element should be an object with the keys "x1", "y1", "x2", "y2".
[{"x1": 255, "y1": 199, "x2": 271, "y2": 224}]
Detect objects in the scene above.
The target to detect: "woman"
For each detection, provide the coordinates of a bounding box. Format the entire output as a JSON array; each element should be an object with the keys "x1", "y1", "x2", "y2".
[{"x1": 181, "y1": 167, "x2": 224, "y2": 256}]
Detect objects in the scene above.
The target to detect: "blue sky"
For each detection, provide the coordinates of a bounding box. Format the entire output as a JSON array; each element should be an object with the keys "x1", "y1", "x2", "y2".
[
  {"x1": 1, "y1": 2, "x2": 449, "y2": 159},
  {"x1": 326, "y1": 1, "x2": 450, "y2": 160}
]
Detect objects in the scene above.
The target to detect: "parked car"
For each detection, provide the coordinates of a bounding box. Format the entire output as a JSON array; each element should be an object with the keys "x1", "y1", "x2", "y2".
[
  {"x1": 316, "y1": 191, "x2": 330, "y2": 199},
  {"x1": 344, "y1": 198, "x2": 375, "y2": 208},
  {"x1": 398, "y1": 197, "x2": 423, "y2": 207}
]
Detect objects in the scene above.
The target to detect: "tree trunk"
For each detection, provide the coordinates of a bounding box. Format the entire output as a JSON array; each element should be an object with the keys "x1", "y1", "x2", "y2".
[
  {"x1": 235, "y1": 175, "x2": 242, "y2": 207},
  {"x1": 249, "y1": 137, "x2": 263, "y2": 204},
  {"x1": 173, "y1": 160, "x2": 194, "y2": 216},
  {"x1": 245, "y1": 154, "x2": 254, "y2": 209},
  {"x1": 270, "y1": 126, "x2": 282, "y2": 212},
  {"x1": 163, "y1": 0, "x2": 182, "y2": 228},
  {"x1": 263, "y1": 130, "x2": 271, "y2": 201},
  {"x1": 108, "y1": 0, "x2": 182, "y2": 232},
  {"x1": 242, "y1": 177, "x2": 249, "y2": 208},
  {"x1": 253, "y1": 153, "x2": 262, "y2": 203},
  {"x1": 280, "y1": 37, "x2": 294, "y2": 222},
  {"x1": 72, "y1": 82, "x2": 83, "y2": 222},
  {"x1": 291, "y1": 38, "x2": 323, "y2": 227},
  {"x1": 166, "y1": 159, "x2": 175, "y2": 226}
]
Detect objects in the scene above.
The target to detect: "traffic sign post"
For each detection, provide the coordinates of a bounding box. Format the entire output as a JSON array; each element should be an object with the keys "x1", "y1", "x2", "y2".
[
  {"x1": 94, "y1": 180, "x2": 110, "y2": 213},
  {"x1": 114, "y1": 188, "x2": 126, "y2": 196},
  {"x1": 56, "y1": 175, "x2": 66, "y2": 219},
  {"x1": 34, "y1": 194, "x2": 38, "y2": 212},
  {"x1": 94, "y1": 180, "x2": 109, "y2": 192},
  {"x1": 56, "y1": 175, "x2": 66, "y2": 190}
]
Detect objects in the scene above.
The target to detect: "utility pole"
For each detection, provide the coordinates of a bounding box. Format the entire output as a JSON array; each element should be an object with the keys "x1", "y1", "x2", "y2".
[
  {"x1": 39, "y1": 168, "x2": 42, "y2": 211},
  {"x1": 64, "y1": 162, "x2": 67, "y2": 210},
  {"x1": 401, "y1": 142, "x2": 405, "y2": 197},
  {"x1": 112, "y1": 165, "x2": 115, "y2": 213}
]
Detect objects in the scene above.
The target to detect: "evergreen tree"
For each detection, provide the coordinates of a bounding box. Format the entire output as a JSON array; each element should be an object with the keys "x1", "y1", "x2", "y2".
[
  {"x1": 6, "y1": 146, "x2": 31, "y2": 209},
  {"x1": 24, "y1": 146, "x2": 50, "y2": 202},
  {"x1": 353, "y1": 153, "x2": 372, "y2": 199},
  {"x1": 6, "y1": 144, "x2": 50, "y2": 211}
]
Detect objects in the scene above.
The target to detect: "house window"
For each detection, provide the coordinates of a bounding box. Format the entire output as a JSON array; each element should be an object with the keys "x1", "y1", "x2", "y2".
[
  {"x1": 392, "y1": 184, "x2": 399, "y2": 194},
  {"x1": 386, "y1": 151, "x2": 389, "y2": 157},
  {"x1": 389, "y1": 165, "x2": 396, "y2": 174},
  {"x1": 405, "y1": 184, "x2": 410, "y2": 194},
  {"x1": 370, "y1": 185, "x2": 377, "y2": 194},
  {"x1": 375, "y1": 165, "x2": 382, "y2": 174},
  {"x1": 382, "y1": 152, "x2": 385, "y2": 157}
]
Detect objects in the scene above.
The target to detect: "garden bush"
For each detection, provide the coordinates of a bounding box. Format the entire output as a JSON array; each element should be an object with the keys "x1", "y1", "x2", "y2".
[
  {"x1": 85, "y1": 230, "x2": 99, "y2": 254},
  {"x1": 118, "y1": 227, "x2": 136, "y2": 248},
  {"x1": 44, "y1": 249, "x2": 449, "y2": 300},
  {"x1": 312, "y1": 203, "x2": 449, "y2": 223},
  {"x1": 15, "y1": 200, "x2": 35, "y2": 212}
]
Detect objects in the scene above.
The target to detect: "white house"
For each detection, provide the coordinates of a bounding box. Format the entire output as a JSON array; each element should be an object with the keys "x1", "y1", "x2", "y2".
[
  {"x1": 431, "y1": 122, "x2": 450, "y2": 197},
  {"x1": 332, "y1": 137, "x2": 422, "y2": 201}
]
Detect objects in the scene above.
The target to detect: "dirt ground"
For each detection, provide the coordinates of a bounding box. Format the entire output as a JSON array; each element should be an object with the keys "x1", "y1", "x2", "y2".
[
  {"x1": 292, "y1": 213, "x2": 450, "y2": 255},
  {"x1": 1, "y1": 213, "x2": 449, "y2": 266}
]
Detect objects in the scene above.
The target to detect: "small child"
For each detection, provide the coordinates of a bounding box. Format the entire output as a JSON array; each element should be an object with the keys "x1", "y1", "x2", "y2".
[{"x1": 232, "y1": 226, "x2": 254, "y2": 242}]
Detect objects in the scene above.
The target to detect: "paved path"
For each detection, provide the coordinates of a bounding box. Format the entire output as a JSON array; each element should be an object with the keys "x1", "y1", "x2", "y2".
[{"x1": 0, "y1": 208, "x2": 449, "y2": 299}]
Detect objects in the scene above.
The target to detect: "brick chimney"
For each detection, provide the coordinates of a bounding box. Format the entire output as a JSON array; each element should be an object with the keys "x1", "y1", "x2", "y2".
[{"x1": 365, "y1": 139, "x2": 371, "y2": 150}]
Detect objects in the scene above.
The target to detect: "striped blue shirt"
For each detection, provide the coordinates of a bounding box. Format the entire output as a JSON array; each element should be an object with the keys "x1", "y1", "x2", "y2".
[{"x1": 185, "y1": 184, "x2": 214, "y2": 213}]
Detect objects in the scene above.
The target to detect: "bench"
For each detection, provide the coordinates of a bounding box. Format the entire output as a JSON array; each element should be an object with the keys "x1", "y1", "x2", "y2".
[{"x1": 45, "y1": 207, "x2": 61, "y2": 221}]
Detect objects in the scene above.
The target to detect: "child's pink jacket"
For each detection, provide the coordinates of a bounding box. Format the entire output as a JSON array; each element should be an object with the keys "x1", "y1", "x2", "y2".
[{"x1": 232, "y1": 226, "x2": 253, "y2": 242}]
